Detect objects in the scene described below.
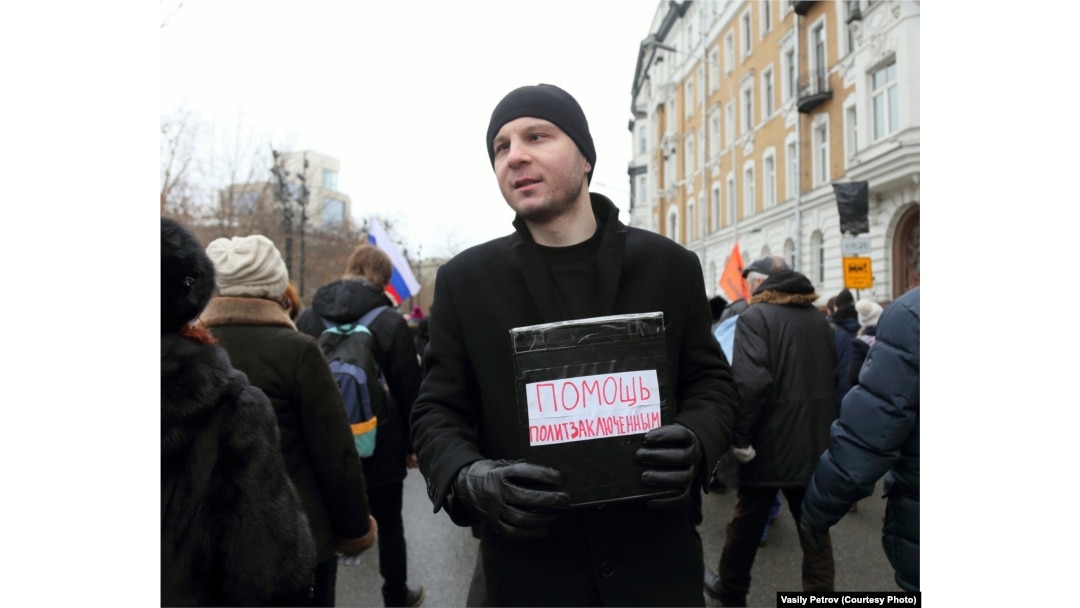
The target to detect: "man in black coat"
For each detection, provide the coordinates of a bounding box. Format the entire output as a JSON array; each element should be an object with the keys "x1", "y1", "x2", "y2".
[
  {"x1": 410, "y1": 83, "x2": 737, "y2": 606},
  {"x1": 706, "y1": 269, "x2": 838, "y2": 607}
]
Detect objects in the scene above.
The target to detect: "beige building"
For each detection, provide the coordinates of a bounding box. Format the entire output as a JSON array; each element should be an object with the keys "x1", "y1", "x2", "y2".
[
  {"x1": 629, "y1": 0, "x2": 920, "y2": 302},
  {"x1": 220, "y1": 149, "x2": 353, "y2": 233}
]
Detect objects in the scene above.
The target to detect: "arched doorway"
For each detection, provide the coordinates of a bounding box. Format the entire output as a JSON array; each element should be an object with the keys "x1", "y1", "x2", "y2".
[{"x1": 891, "y1": 205, "x2": 920, "y2": 298}]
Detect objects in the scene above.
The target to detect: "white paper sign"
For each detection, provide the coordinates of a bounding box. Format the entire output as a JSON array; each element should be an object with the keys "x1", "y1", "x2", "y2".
[{"x1": 525, "y1": 369, "x2": 662, "y2": 446}]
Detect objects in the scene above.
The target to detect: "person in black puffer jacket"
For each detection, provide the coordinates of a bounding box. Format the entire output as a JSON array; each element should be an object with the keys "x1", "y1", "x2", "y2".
[{"x1": 801, "y1": 286, "x2": 920, "y2": 593}]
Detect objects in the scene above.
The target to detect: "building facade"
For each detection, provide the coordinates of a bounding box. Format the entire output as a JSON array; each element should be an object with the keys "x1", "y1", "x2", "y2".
[
  {"x1": 628, "y1": 0, "x2": 919, "y2": 303},
  {"x1": 221, "y1": 149, "x2": 353, "y2": 233}
]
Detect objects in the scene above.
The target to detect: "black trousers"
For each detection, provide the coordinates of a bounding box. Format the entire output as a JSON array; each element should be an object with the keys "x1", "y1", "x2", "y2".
[
  {"x1": 368, "y1": 481, "x2": 411, "y2": 606},
  {"x1": 717, "y1": 486, "x2": 834, "y2": 604}
]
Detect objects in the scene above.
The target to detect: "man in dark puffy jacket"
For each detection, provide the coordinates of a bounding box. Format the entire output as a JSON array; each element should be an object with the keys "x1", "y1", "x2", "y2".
[
  {"x1": 706, "y1": 269, "x2": 838, "y2": 607},
  {"x1": 800, "y1": 286, "x2": 920, "y2": 592}
]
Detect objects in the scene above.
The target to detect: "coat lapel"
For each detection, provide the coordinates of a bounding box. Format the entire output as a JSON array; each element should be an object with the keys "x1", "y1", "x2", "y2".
[
  {"x1": 509, "y1": 193, "x2": 628, "y2": 322},
  {"x1": 592, "y1": 193, "x2": 628, "y2": 317}
]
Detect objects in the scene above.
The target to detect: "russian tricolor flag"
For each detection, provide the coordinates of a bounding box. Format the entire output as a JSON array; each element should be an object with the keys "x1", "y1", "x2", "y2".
[{"x1": 367, "y1": 218, "x2": 421, "y2": 307}]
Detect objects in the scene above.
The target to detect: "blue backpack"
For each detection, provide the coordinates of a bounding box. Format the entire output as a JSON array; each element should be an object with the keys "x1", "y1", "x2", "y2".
[{"x1": 317, "y1": 306, "x2": 389, "y2": 458}]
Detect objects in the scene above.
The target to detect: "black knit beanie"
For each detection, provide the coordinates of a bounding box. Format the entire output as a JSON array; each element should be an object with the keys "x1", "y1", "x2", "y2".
[
  {"x1": 486, "y1": 83, "x2": 596, "y2": 182},
  {"x1": 835, "y1": 288, "x2": 855, "y2": 310}
]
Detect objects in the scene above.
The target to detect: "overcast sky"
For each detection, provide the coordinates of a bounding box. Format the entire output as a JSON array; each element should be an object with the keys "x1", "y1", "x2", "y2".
[{"x1": 161, "y1": 0, "x2": 662, "y2": 257}]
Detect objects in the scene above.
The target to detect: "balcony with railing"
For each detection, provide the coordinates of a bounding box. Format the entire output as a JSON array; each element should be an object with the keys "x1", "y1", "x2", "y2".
[
  {"x1": 796, "y1": 68, "x2": 832, "y2": 114},
  {"x1": 793, "y1": 1, "x2": 817, "y2": 16}
]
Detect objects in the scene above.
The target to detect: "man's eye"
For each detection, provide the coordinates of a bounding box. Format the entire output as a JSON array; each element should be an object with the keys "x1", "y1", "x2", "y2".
[
  {"x1": 494, "y1": 142, "x2": 509, "y2": 154},
  {"x1": 528, "y1": 133, "x2": 546, "y2": 142}
]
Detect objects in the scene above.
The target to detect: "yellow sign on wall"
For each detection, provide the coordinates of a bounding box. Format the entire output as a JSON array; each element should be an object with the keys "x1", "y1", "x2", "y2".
[{"x1": 843, "y1": 257, "x2": 873, "y2": 290}]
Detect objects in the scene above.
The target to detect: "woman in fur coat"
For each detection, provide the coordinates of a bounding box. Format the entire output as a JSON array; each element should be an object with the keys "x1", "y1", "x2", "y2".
[
  {"x1": 161, "y1": 217, "x2": 316, "y2": 606},
  {"x1": 200, "y1": 234, "x2": 378, "y2": 607}
]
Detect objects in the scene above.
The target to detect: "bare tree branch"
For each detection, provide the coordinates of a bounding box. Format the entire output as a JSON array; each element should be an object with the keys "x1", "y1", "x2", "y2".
[{"x1": 160, "y1": 0, "x2": 186, "y2": 29}]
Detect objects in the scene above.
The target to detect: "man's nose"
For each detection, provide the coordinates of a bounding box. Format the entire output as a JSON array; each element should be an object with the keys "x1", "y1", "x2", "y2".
[{"x1": 506, "y1": 141, "x2": 530, "y2": 167}]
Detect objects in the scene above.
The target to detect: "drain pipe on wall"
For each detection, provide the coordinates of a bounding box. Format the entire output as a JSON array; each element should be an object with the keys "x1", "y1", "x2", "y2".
[{"x1": 794, "y1": 11, "x2": 803, "y2": 273}]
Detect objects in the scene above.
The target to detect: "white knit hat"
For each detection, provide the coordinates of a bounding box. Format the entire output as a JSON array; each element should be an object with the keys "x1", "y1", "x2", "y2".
[
  {"x1": 856, "y1": 299, "x2": 884, "y2": 327},
  {"x1": 205, "y1": 235, "x2": 289, "y2": 299}
]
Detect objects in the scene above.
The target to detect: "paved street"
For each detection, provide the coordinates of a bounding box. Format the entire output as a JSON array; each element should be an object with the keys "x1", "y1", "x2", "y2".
[{"x1": 337, "y1": 468, "x2": 900, "y2": 607}]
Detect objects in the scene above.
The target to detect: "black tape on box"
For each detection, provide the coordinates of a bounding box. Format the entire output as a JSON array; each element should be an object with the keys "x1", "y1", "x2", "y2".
[{"x1": 511, "y1": 312, "x2": 673, "y2": 507}]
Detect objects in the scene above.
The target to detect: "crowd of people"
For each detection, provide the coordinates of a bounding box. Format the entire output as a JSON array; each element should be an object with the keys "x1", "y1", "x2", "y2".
[{"x1": 162, "y1": 83, "x2": 919, "y2": 607}]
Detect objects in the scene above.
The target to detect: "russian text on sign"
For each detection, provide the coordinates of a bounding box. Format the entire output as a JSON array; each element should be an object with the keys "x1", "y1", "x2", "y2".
[{"x1": 525, "y1": 369, "x2": 661, "y2": 446}]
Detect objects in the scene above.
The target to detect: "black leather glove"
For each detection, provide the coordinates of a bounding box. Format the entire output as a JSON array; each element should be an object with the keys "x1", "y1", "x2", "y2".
[
  {"x1": 635, "y1": 423, "x2": 702, "y2": 510},
  {"x1": 798, "y1": 518, "x2": 830, "y2": 555},
  {"x1": 452, "y1": 459, "x2": 570, "y2": 541}
]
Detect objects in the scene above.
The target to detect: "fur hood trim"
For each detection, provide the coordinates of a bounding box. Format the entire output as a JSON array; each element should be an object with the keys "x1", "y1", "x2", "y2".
[
  {"x1": 200, "y1": 296, "x2": 296, "y2": 330},
  {"x1": 751, "y1": 290, "x2": 820, "y2": 307},
  {"x1": 749, "y1": 269, "x2": 819, "y2": 307}
]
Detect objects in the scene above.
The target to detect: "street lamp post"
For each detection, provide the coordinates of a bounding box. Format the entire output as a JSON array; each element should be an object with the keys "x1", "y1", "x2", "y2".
[
  {"x1": 270, "y1": 148, "x2": 294, "y2": 276},
  {"x1": 297, "y1": 153, "x2": 309, "y2": 297}
]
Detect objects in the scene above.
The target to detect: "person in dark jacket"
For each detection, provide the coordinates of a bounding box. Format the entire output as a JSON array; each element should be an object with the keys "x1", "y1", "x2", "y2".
[
  {"x1": 161, "y1": 217, "x2": 316, "y2": 606},
  {"x1": 706, "y1": 269, "x2": 837, "y2": 607},
  {"x1": 410, "y1": 83, "x2": 737, "y2": 607},
  {"x1": 296, "y1": 244, "x2": 425, "y2": 608},
  {"x1": 201, "y1": 234, "x2": 377, "y2": 607},
  {"x1": 848, "y1": 298, "x2": 884, "y2": 388},
  {"x1": 828, "y1": 288, "x2": 860, "y2": 409},
  {"x1": 800, "y1": 286, "x2": 920, "y2": 592}
]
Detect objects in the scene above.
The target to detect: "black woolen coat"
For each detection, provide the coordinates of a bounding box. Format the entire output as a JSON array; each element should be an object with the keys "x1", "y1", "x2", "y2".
[
  {"x1": 410, "y1": 194, "x2": 737, "y2": 606},
  {"x1": 161, "y1": 333, "x2": 315, "y2": 606},
  {"x1": 202, "y1": 297, "x2": 373, "y2": 563}
]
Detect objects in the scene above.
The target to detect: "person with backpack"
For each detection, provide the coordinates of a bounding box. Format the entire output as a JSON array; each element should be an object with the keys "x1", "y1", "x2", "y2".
[
  {"x1": 161, "y1": 218, "x2": 316, "y2": 606},
  {"x1": 200, "y1": 234, "x2": 378, "y2": 607},
  {"x1": 297, "y1": 243, "x2": 425, "y2": 608}
]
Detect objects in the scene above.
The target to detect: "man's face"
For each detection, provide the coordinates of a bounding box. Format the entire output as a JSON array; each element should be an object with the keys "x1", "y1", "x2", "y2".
[{"x1": 491, "y1": 117, "x2": 592, "y2": 224}]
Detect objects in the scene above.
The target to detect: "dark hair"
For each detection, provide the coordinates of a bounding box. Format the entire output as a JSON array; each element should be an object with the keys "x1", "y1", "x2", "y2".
[{"x1": 709, "y1": 296, "x2": 728, "y2": 322}]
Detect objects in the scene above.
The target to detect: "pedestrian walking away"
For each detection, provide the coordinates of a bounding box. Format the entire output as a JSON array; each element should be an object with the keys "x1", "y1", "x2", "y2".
[
  {"x1": 297, "y1": 243, "x2": 425, "y2": 608},
  {"x1": 161, "y1": 218, "x2": 316, "y2": 606},
  {"x1": 201, "y1": 233, "x2": 378, "y2": 607},
  {"x1": 706, "y1": 269, "x2": 838, "y2": 607}
]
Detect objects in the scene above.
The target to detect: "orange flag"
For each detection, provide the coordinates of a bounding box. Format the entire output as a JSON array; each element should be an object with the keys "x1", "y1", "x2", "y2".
[{"x1": 718, "y1": 243, "x2": 750, "y2": 303}]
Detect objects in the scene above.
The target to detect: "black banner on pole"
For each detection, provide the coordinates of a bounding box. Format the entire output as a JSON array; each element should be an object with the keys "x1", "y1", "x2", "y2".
[{"x1": 833, "y1": 181, "x2": 870, "y2": 235}]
